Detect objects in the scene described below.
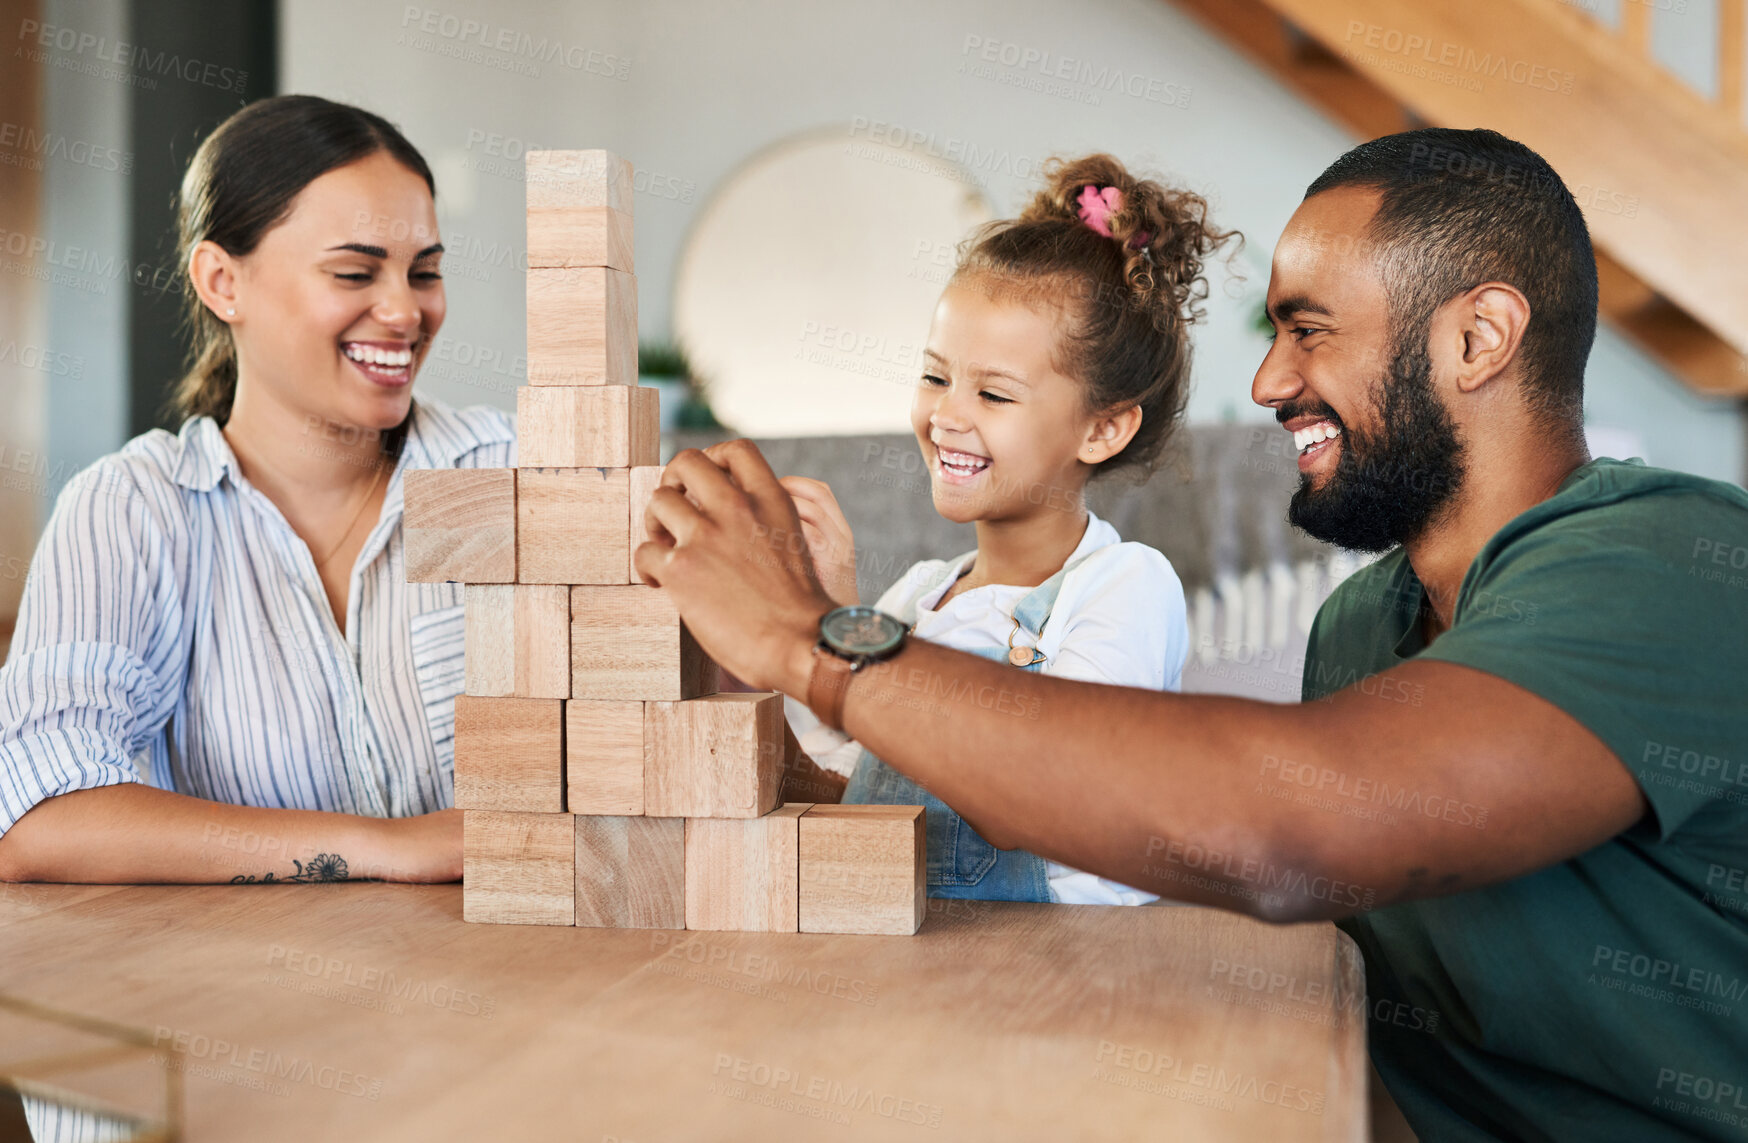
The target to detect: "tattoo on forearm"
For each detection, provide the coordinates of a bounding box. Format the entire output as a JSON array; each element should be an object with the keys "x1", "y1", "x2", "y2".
[{"x1": 230, "y1": 854, "x2": 351, "y2": 885}]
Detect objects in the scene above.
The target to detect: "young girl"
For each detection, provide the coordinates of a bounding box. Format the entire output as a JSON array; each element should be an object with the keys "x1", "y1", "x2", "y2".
[{"x1": 783, "y1": 154, "x2": 1235, "y2": 904}]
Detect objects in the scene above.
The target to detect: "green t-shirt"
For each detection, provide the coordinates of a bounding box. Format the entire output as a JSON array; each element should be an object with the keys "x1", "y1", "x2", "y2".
[{"x1": 1303, "y1": 458, "x2": 1748, "y2": 1142}]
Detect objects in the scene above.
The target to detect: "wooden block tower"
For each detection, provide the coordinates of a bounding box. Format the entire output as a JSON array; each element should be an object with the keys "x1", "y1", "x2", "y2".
[{"x1": 404, "y1": 150, "x2": 925, "y2": 936}]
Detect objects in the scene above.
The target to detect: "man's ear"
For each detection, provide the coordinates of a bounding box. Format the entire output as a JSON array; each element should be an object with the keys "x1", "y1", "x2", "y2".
[
  {"x1": 188, "y1": 240, "x2": 241, "y2": 323},
  {"x1": 1081, "y1": 404, "x2": 1143, "y2": 465},
  {"x1": 1437, "y1": 281, "x2": 1530, "y2": 396}
]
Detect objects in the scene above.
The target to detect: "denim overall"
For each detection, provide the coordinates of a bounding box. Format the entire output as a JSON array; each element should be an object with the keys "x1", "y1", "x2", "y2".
[{"x1": 842, "y1": 550, "x2": 1098, "y2": 902}]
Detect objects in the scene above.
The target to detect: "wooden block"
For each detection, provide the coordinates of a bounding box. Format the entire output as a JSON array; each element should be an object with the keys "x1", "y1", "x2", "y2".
[
  {"x1": 644, "y1": 693, "x2": 783, "y2": 819},
  {"x1": 463, "y1": 810, "x2": 575, "y2": 926},
  {"x1": 516, "y1": 468, "x2": 631, "y2": 585},
  {"x1": 453, "y1": 696, "x2": 565, "y2": 812},
  {"x1": 403, "y1": 469, "x2": 515, "y2": 583},
  {"x1": 685, "y1": 804, "x2": 810, "y2": 932},
  {"x1": 566, "y1": 700, "x2": 644, "y2": 815},
  {"x1": 527, "y1": 149, "x2": 634, "y2": 211},
  {"x1": 570, "y1": 585, "x2": 717, "y2": 700},
  {"x1": 464, "y1": 584, "x2": 569, "y2": 698},
  {"x1": 517, "y1": 385, "x2": 659, "y2": 468},
  {"x1": 526, "y1": 267, "x2": 637, "y2": 385},
  {"x1": 574, "y1": 815, "x2": 684, "y2": 929},
  {"x1": 526, "y1": 150, "x2": 634, "y2": 272},
  {"x1": 527, "y1": 206, "x2": 634, "y2": 273},
  {"x1": 628, "y1": 465, "x2": 662, "y2": 583},
  {"x1": 798, "y1": 804, "x2": 926, "y2": 936}
]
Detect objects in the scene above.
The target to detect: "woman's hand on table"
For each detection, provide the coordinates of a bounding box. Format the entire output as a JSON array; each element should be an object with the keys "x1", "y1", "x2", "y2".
[
  {"x1": 0, "y1": 787, "x2": 465, "y2": 885},
  {"x1": 368, "y1": 809, "x2": 464, "y2": 883}
]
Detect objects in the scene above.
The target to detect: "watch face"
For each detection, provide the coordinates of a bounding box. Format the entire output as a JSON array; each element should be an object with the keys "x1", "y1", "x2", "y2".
[{"x1": 821, "y1": 606, "x2": 907, "y2": 658}]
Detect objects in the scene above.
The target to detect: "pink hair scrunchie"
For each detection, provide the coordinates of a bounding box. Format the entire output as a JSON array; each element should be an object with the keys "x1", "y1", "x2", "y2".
[
  {"x1": 1076, "y1": 184, "x2": 1121, "y2": 237},
  {"x1": 1077, "y1": 183, "x2": 1153, "y2": 251}
]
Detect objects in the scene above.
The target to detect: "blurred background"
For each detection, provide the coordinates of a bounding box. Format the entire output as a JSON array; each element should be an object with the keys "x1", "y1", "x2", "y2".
[{"x1": 1, "y1": 0, "x2": 1743, "y2": 690}]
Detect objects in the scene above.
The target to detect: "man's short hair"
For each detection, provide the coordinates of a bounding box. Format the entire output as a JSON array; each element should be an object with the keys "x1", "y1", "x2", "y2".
[{"x1": 1305, "y1": 127, "x2": 1598, "y2": 428}]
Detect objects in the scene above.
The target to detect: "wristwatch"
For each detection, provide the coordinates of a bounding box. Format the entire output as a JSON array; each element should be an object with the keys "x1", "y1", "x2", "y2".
[{"x1": 807, "y1": 606, "x2": 908, "y2": 733}]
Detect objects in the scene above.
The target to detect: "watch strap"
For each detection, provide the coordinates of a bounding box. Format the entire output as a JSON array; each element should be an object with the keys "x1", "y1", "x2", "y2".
[{"x1": 807, "y1": 646, "x2": 856, "y2": 733}]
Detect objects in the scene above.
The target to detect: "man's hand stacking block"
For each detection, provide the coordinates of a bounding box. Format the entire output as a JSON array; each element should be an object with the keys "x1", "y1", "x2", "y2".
[
  {"x1": 463, "y1": 810, "x2": 576, "y2": 926},
  {"x1": 685, "y1": 804, "x2": 810, "y2": 932},
  {"x1": 526, "y1": 150, "x2": 634, "y2": 273},
  {"x1": 518, "y1": 385, "x2": 659, "y2": 468},
  {"x1": 570, "y1": 586, "x2": 717, "y2": 700},
  {"x1": 574, "y1": 815, "x2": 684, "y2": 929},
  {"x1": 526, "y1": 267, "x2": 637, "y2": 386},
  {"x1": 465, "y1": 584, "x2": 569, "y2": 698},
  {"x1": 799, "y1": 805, "x2": 927, "y2": 935},
  {"x1": 453, "y1": 696, "x2": 565, "y2": 812},
  {"x1": 566, "y1": 700, "x2": 644, "y2": 815},
  {"x1": 644, "y1": 693, "x2": 783, "y2": 819},
  {"x1": 518, "y1": 468, "x2": 630, "y2": 585},
  {"x1": 628, "y1": 465, "x2": 662, "y2": 583},
  {"x1": 403, "y1": 469, "x2": 515, "y2": 583}
]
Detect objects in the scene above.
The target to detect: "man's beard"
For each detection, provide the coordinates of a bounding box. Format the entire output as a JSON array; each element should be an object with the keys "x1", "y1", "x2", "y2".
[{"x1": 1286, "y1": 334, "x2": 1465, "y2": 553}]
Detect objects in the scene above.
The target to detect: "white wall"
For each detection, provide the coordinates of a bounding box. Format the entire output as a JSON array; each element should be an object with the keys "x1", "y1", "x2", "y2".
[
  {"x1": 37, "y1": 0, "x2": 132, "y2": 512},
  {"x1": 281, "y1": 0, "x2": 1744, "y2": 483}
]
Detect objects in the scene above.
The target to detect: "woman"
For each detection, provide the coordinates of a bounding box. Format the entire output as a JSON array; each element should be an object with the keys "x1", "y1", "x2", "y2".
[{"x1": 0, "y1": 95, "x2": 510, "y2": 883}]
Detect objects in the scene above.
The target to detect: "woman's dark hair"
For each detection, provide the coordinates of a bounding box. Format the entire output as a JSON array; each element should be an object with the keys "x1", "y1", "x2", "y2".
[
  {"x1": 173, "y1": 94, "x2": 436, "y2": 428},
  {"x1": 955, "y1": 153, "x2": 1239, "y2": 477}
]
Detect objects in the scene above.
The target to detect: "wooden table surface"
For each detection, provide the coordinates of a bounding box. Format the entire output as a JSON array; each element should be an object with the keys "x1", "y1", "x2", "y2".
[{"x1": 0, "y1": 883, "x2": 1367, "y2": 1141}]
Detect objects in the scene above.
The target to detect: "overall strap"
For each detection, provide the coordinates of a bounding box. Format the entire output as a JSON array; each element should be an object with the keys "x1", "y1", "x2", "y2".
[{"x1": 1011, "y1": 548, "x2": 1105, "y2": 637}]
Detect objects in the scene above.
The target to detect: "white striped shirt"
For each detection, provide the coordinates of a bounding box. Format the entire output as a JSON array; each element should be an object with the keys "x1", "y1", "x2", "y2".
[{"x1": 0, "y1": 396, "x2": 515, "y2": 836}]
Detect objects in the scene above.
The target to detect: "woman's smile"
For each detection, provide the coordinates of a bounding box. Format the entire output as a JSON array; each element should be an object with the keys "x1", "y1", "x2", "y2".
[{"x1": 341, "y1": 338, "x2": 417, "y2": 388}]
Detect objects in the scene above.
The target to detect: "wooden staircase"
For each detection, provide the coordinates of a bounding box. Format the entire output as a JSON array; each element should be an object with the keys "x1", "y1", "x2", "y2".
[{"x1": 1172, "y1": 0, "x2": 1748, "y2": 398}]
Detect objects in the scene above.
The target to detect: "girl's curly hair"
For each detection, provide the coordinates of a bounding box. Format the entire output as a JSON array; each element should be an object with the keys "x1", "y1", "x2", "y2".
[{"x1": 956, "y1": 153, "x2": 1241, "y2": 475}]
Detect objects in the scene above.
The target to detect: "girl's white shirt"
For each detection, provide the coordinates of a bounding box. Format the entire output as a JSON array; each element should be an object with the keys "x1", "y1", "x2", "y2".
[{"x1": 787, "y1": 511, "x2": 1189, "y2": 906}]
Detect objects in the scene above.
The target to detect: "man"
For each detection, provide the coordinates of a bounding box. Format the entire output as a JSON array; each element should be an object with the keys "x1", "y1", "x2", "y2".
[{"x1": 636, "y1": 128, "x2": 1748, "y2": 1141}]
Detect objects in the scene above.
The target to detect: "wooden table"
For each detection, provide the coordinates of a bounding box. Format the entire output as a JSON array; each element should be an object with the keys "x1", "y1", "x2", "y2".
[{"x1": 0, "y1": 883, "x2": 1367, "y2": 1141}]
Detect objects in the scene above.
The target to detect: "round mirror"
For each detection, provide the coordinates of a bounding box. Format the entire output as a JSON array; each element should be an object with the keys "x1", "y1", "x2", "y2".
[{"x1": 673, "y1": 128, "x2": 993, "y2": 436}]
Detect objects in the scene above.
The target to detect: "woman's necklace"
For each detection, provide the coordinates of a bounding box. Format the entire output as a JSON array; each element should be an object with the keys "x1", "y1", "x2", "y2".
[{"x1": 313, "y1": 461, "x2": 386, "y2": 570}]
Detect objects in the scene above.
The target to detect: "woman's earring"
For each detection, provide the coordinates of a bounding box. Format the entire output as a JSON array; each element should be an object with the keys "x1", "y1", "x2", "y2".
[{"x1": 225, "y1": 307, "x2": 236, "y2": 317}]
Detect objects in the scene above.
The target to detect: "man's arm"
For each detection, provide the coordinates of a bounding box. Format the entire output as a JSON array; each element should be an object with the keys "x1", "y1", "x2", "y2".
[
  {"x1": 831, "y1": 644, "x2": 1642, "y2": 919},
  {"x1": 637, "y1": 442, "x2": 1645, "y2": 922}
]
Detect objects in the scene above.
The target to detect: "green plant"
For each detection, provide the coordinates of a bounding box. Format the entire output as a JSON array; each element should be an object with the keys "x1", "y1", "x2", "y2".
[
  {"x1": 638, "y1": 340, "x2": 690, "y2": 378},
  {"x1": 638, "y1": 340, "x2": 726, "y2": 430}
]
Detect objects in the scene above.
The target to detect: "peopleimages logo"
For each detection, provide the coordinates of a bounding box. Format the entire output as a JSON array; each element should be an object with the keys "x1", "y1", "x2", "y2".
[
  {"x1": 1589, "y1": 944, "x2": 1745, "y2": 1017},
  {"x1": 847, "y1": 118, "x2": 1042, "y2": 181},
  {"x1": 0, "y1": 339, "x2": 82, "y2": 379},
  {"x1": 1143, "y1": 836, "x2": 1376, "y2": 911},
  {"x1": 957, "y1": 34, "x2": 1193, "y2": 109},
  {"x1": 0, "y1": 123, "x2": 131, "y2": 174},
  {"x1": 17, "y1": 19, "x2": 250, "y2": 93},
  {"x1": 711, "y1": 1054, "x2": 944, "y2": 1127},
  {"x1": 265, "y1": 944, "x2": 496, "y2": 1018},
  {"x1": 397, "y1": 7, "x2": 630, "y2": 80},
  {"x1": 152, "y1": 1026, "x2": 384, "y2": 1100},
  {"x1": 1095, "y1": 1040, "x2": 1325, "y2": 1114},
  {"x1": 1653, "y1": 1066, "x2": 1748, "y2": 1129},
  {"x1": 1258, "y1": 754, "x2": 1489, "y2": 829},
  {"x1": 1342, "y1": 21, "x2": 1575, "y2": 94}
]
